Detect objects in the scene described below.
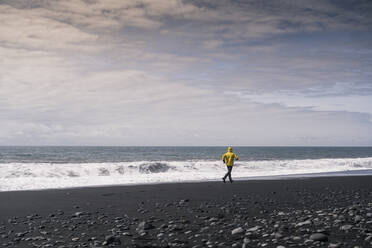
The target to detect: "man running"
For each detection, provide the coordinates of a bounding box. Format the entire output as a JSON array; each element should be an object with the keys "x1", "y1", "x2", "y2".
[{"x1": 222, "y1": 146, "x2": 239, "y2": 183}]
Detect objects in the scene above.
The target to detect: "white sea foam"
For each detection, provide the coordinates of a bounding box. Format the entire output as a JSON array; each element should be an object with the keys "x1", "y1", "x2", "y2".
[{"x1": 1, "y1": 157, "x2": 372, "y2": 191}]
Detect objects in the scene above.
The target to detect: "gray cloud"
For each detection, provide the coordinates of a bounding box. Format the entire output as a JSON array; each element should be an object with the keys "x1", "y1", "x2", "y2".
[{"x1": 0, "y1": 0, "x2": 371, "y2": 145}]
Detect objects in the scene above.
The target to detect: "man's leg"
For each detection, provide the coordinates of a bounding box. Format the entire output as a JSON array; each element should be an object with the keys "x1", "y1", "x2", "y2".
[
  {"x1": 223, "y1": 166, "x2": 230, "y2": 183},
  {"x1": 222, "y1": 171, "x2": 228, "y2": 183},
  {"x1": 228, "y1": 166, "x2": 233, "y2": 182}
]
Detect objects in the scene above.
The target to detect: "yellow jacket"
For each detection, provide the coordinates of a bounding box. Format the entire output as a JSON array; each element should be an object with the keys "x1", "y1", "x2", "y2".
[{"x1": 222, "y1": 147, "x2": 239, "y2": 166}]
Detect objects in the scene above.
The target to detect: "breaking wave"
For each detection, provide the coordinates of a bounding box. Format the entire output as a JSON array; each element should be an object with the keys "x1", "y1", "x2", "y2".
[{"x1": 1, "y1": 157, "x2": 372, "y2": 191}]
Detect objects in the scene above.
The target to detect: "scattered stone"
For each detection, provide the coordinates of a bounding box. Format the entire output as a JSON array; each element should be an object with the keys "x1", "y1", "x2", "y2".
[
  {"x1": 328, "y1": 243, "x2": 341, "y2": 248},
  {"x1": 295, "y1": 220, "x2": 311, "y2": 227},
  {"x1": 340, "y1": 224, "x2": 352, "y2": 231},
  {"x1": 102, "y1": 235, "x2": 121, "y2": 246},
  {"x1": 179, "y1": 199, "x2": 189, "y2": 205},
  {"x1": 136, "y1": 221, "x2": 155, "y2": 232},
  {"x1": 310, "y1": 233, "x2": 328, "y2": 242},
  {"x1": 2, "y1": 179, "x2": 372, "y2": 248},
  {"x1": 247, "y1": 226, "x2": 261, "y2": 232},
  {"x1": 231, "y1": 227, "x2": 244, "y2": 235},
  {"x1": 74, "y1": 211, "x2": 85, "y2": 217},
  {"x1": 274, "y1": 232, "x2": 284, "y2": 239}
]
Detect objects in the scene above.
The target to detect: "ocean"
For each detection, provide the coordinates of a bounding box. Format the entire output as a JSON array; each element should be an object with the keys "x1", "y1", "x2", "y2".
[{"x1": 1, "y1": 146, "x2": 372, "y2": 191}]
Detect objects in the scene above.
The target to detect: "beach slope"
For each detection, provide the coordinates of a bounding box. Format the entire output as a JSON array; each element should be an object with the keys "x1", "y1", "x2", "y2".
[{"x1": 1, "y1": 176, "x2": 372, "y2": 247}]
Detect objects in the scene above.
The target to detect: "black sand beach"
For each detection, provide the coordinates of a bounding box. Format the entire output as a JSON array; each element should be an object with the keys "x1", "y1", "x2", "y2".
[{"x1": 1, "y1": 176, "x2": 372, "y2": 248}]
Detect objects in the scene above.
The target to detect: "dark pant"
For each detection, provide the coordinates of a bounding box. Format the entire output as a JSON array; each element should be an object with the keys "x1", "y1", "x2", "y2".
[{"x1": 223, "y1": 166, "x2": 233, "y2": 182}]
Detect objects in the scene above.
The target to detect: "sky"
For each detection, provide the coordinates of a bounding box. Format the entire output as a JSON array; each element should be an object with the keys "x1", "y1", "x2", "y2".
[{"x1": 0, "y1": 0, "x2": 372, "y2": 146}]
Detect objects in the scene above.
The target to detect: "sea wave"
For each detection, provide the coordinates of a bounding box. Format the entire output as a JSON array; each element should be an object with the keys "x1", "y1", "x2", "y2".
[{"x1": 1, "y1": 157, "x2": 372, "y2": 191}]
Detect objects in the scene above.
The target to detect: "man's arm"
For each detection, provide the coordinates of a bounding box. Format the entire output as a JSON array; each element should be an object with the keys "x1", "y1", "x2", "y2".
[
  {"x1": 235, "y1": 154, "x2": 239, "y2": 160},
  {"x1": 222, "y1": 154, "x2": 226, "y2": 163}
]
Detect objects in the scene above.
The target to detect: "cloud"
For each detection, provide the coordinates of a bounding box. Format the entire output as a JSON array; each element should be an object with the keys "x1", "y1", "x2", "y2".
[
  {"x1": 1, "y1": 43, "x2": 370, "y2": 146},
  {"x1": 202, "y1": 40, "x2": 224, "y2": 49},
  {"x1": 2, "y1": 0, "x2": 371, "y2": 55},
  {"x1": 0, "y1": 0, "x2": 371, "y2": 145},
  {"x1": 228, "y1": 90, "x2": 372, "y2": 116},
  {"x1": 0, "y1": 5, "x2": 99, "y2": 51}
]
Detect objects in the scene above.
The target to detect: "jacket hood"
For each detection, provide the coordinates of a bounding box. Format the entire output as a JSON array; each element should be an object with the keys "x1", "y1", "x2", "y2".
[{"x1": 228, "y1": 146, "x2": 233, "y2": 152}]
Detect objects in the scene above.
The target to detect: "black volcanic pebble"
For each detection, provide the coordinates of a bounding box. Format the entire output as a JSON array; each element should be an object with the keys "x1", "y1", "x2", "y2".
[
  {"x1": 310, "y1": 233, "x2": 328, "y2": 242},
  {"x1": 2, "y1": 184, "x2": 372, "y2": 248},
  {"x1": 102, "y1": 235, "x2": 121, "y2": 245},
  {"x1": 137, "y1": 221, "x2": 155, "y2": 231}
]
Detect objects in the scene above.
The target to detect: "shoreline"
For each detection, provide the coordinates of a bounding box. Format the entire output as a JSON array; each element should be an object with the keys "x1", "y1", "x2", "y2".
[
  {"x1": 2, "y1": 169, "x2": 372, "y2": 193},
  {"x1": 1, "y1": 175, "x2": 372, "y2": 247}
]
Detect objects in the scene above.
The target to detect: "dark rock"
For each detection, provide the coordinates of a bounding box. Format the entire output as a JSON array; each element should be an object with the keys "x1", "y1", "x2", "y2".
[
  {"x1": 102, "y1": 235, "x2": 121, "y2": 245},
  {"x1": 136, "y1": 221, "x2": 155, "y2": 233},
  {"x1": 309, "y1": 233, "x2": 328, "y2": 242},
  {"x1": 179, "y1": 199, "x2": 189, "y2": 205},
  {"x1": 340, "y1": 224, "x2": 352, "y2": 231},
  {"x1": 231, "y1": 227, "x2": 244, "y2": 235},
  {"x1": 247, "y1": 226, "x2": 261, "y2": 232}
]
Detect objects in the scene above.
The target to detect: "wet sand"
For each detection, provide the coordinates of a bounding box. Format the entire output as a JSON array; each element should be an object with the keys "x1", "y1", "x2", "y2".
[{"x1": 1, "y1": 176, "x2": 372, "y2": 247}]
